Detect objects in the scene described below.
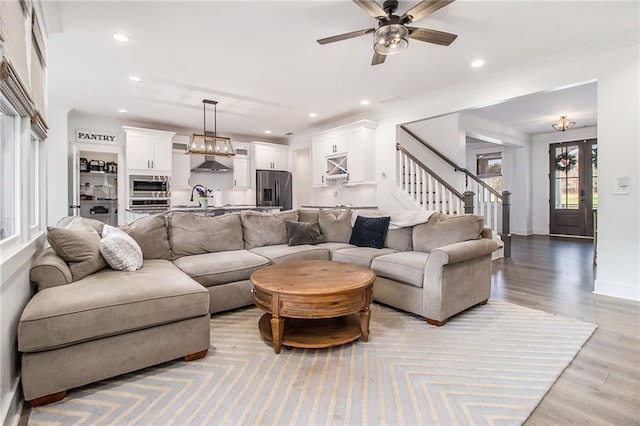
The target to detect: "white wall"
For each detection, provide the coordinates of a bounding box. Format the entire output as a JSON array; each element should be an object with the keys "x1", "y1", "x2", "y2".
[{"x1": 289, "y1": 41, "x2": 640, "y2": 300}]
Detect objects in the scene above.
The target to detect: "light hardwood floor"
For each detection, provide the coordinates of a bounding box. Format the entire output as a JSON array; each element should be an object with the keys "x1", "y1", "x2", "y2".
[{"x1": 492, "y1": 235, "x2": 640, "y2": 425}]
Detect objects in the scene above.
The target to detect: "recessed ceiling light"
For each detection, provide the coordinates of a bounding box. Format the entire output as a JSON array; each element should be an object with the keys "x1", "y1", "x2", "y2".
[
  {"x1": 360, "y1": 99, "x2": 370, "y2": 105},
  {"x1": 309, "y1": 113, "x2": 317, "y2": 118},
  {"x1": 129, "y1": 76, "x2": 142, "y2": 83},
  {"x1": 117, "y1": 108, "x2": 128, "y2": 113},
  {"x1": 264, "y1": 130, "x2": 272, "y2": 134},
  {"x1": 112, "y1": 33, "x2": 130, "y2": 42},
  {"x1": 471, "y1": 59, "x2": 485, "y2": 68}
]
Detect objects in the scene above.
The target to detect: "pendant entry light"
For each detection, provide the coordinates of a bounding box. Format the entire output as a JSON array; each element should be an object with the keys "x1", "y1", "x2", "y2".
[
  {"x1": 188, "y1": 99, "x2": 235, "y2": 156},
  {"x1": 552, "y1": 115, "x2": 576, "y2": 132}
]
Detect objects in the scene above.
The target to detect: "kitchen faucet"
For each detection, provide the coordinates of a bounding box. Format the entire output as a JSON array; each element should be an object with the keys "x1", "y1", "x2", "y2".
[{"x1": 190, "y1": 184, "x2": 206, "y2": 202}]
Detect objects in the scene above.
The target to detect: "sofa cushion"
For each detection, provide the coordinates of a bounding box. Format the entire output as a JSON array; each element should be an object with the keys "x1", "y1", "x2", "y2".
[
  {"x1": 316, "y1": 242, "x2": 356, "y2": 257},
  {"x1": 99, "y1": 225, "x2": 143, "y2": 272},
  {"x1": 120, "y1": 214, "x2": 172, "y2": 260},
  {"x1": 371, "y1": 251, "x2": 430, "y2": 288},
  {"x1": 384, "y1": 227, "x2": 413, "y2": 251},
  {"x1": 298, "y1": 210, "x2": 319, "y2": 223},
  {"x1": 286, "y1": 221, "x2": 326, "y2": 246},
  {"x1": 412, "y1": 213, "x2": 485, "y2": 253},
  {"x1": 56, "y1": 216, "x2": 105, "y2": 234},
  {"x1": 169, "y1": 212, "x2": 244, "y2": 258},
  {"x1": 30, "y1": 248, "x2": 73, "y2": 291},
  {"x1": 18, "y1": 260, "x2": 209, "y2": 352},
  {"x1": 173, "y1": 250, "x2": 270, "y2": 287},
  {"x1": 318, "y1": 208, "x2": 352, "y2": 243},
  {"x1": 241, "y1": 210, "x2": 299, "y2": 249},
  {"x1": 47, "y1": 226, "x2": 107, "y2": 281},
  {"x1": 349, "y1": 216, "x2": 390, "y2": 249},
  {"x1": 332, "y1": 247, "x2": 397, "y2": 268},
  {"x1": 250, "y1": 244, "x2": 330, "y2": 264}
]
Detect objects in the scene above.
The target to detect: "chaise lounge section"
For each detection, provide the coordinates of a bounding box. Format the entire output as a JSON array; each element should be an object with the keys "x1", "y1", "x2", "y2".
[{"x1": 19, "y1": 208, "x2": 497, "y2": 405}]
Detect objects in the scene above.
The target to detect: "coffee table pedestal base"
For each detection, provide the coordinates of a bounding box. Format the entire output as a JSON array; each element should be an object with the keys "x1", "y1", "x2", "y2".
[{"x1": 259, "y1": 313, "x2": 364, "y2": 353}]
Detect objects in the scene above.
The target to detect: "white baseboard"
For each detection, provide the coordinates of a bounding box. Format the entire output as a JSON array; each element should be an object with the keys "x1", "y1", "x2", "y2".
[
  {"x1": 593, "y1": 279, "x2": 640, "y2": 301},
  {"x1": 1, "y1": 379, "x2": 23, "y2": 426}
]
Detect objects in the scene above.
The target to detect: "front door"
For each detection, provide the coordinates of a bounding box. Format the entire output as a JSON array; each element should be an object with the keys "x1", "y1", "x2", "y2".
[{"x1": 549, "y1": 140, "x2": 597, "y2": 236}]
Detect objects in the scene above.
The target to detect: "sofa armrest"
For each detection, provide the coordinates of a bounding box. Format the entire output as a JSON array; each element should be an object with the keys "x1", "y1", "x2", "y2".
[
  {"x1": 30, "y1": 248, "x2": 73, "y2": 291},
  {"x1": 428, "y1": 238, "x2": 498, "y2": 266}
]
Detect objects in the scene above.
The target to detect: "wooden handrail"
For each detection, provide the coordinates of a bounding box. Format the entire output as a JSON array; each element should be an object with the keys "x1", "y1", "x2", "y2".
[
  {"x1": 396, "y1": 143, "x2": 464, "y2": 200},
  {"x1": 400, "y1": 125, "x2": 503, "y2": 200}
]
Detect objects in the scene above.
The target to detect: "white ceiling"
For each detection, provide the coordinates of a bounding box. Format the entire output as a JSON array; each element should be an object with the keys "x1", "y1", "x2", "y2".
[{"x1": 44, "y1": 1, "x2": 638, "y2": 141}]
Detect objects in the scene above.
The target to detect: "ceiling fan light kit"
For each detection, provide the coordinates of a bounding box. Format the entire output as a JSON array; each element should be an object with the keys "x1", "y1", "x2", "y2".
[
  {"x1": 188, "y1": 99, "x2": 235, "y2": 157},
  {"x1": 552, "y1": 115, "x2": 576, "y2": 132},
  {"x1": 374, "y1": 24, "x2": 409, "y2": 55},
  {"x1": 317, "y1": 0, "x2": 458, "y2": 66}
]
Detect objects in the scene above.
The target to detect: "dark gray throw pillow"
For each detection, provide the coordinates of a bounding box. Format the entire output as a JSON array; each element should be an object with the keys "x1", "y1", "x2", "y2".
[
  {"x1": 349, "y1": 216, "x2": 391, "y2": 249},
  {"x1": 286, "y1": 221, "x2": 326, "y2": 246}
]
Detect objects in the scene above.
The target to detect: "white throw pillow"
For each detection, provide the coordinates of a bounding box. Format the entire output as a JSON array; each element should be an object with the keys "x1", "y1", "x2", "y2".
[{"x1": 99, "y1": 224, "x2": 143, "y2": 271}]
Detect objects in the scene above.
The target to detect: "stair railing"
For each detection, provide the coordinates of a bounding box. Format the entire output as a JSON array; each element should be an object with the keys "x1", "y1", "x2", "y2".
[
  {"x1": 399, "y1": 125, "x2": 511, "y2": 257},
  {"x1": 396, "y1": 143, "x2": 465, "y2": 216}
]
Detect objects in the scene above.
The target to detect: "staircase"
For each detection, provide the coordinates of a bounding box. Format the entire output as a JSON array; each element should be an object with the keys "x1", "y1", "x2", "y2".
[{"x1": 396, "y1": 126, "x2": 511, "y2": 258}]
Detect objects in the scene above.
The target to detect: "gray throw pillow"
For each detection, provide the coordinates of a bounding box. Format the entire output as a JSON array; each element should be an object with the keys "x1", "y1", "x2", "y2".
[
  {"x1": 286, "y1": 221, "x2": 326, "y2": 246},
  {"x1": 318, "y1": 208, "x2": 352, "y2": 243},
  {"x1": 47, "y1": 225, "x2": 107, "y2": 281}
]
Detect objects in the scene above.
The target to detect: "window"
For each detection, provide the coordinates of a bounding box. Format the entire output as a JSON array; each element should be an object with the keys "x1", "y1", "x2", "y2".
[
  {"x1": 476, "y1": 152, "x2": 502, "y2": 192},
  {"x1": 0, "y1": 101, "x2": 20, "y2": 245},
  {"x1": 29, "y1": 134, "x2": 40, "y2": 231}
]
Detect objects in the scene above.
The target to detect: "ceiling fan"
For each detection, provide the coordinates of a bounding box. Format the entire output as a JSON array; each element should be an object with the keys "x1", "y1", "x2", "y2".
[{"x1": 317, "y1": 0, "x2": 457, "y2": 66}]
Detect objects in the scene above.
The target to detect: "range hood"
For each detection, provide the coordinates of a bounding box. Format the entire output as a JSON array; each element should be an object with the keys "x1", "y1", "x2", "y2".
[{"x1": 191, "y1": 156, "x2": 232, "y2": 173}]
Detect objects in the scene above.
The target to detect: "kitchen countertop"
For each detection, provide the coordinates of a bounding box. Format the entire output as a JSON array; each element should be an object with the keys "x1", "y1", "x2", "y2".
[
  {"x1": 300, "y1": 205, "x2": 378, "y2": 209},
  {"x1": 126, "y1": 205, "x2": 283, "y2": 214},
  {"x1": 169, "y1": 205, "x2": 283, "y2": 212}
]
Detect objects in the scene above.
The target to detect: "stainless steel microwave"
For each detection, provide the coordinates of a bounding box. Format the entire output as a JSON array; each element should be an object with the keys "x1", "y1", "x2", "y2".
[{"x1": 130, "y1": 175, "x2": 170, "y2": 198}]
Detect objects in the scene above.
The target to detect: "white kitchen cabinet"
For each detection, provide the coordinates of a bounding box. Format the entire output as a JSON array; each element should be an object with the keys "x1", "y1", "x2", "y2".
[
  {"x1": 124, "y1": 126, "x2": 175, "y2": 175},
  {"x1": 310, "y1": 120, "x2": 377, "y2": 187},
  {"x1": 324, "y1": 131, "x2": 348, "y2": 155},
  {"x1": 172, "y1": 149, "x2": 191, "y2": 188},
  {"x1": 253, "y1": 142, "x2": 288, "y2": 171},
  {"x1": 233, "y1": 156, "x2": 250, "y2": 188},
  {"x1": 311, "y1": 137, "x2": 328, "y2": 186},
  {"x1": 345, "y1": 126, "x2": 376, "y2": 184}
]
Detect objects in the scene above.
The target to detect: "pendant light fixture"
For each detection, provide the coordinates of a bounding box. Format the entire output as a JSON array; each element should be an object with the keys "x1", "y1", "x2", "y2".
[
  {"x1": 188, "y1": 99, "x2": 235, "y2": 156},
  {"x1": 552, "y1": 115, "x2": 576, "y2": 132}
]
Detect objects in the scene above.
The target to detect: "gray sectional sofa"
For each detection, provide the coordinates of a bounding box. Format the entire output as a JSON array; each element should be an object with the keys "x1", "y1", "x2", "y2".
[{"x1": 20, "y1": 208, "x2": 497, "y2": 405}]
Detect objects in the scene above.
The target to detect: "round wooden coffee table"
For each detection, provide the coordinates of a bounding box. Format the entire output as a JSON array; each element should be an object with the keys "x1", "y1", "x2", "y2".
[{"x1": 250, "y1": 260, "x2": 375, "y2": 354}]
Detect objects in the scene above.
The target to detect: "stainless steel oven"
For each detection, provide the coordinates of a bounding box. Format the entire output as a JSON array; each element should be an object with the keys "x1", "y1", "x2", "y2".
[{"x1": 130, "y1": 175, "x2": 170, "y2": 198}]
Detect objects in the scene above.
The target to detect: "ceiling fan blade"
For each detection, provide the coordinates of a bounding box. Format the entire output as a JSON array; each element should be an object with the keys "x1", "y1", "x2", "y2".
[
  {"x1": 400, "y1": 0, "x2": 455, "y2": 24},
  {"x1": 407, "y1": 27, "x2": 457, "y2": 46},
  {"x1": 371, "y1": 51, "x2": 387, "y2": 66},
  {"x1": 317, "y1": 28, "x2": 375, "y2": 45},
  {"x1": 353, "y1": 0, "x2": 388, "y2": 20}
]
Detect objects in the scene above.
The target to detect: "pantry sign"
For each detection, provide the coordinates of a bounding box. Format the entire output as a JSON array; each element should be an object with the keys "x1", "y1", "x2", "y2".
[{"x1": 75, "y1": 129, "x2": 119, "y2": 144}]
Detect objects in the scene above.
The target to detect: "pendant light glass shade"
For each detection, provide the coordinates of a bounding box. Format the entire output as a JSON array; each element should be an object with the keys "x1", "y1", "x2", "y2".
[
  {"x1": 374, "y1": 24, "x2": 409, "y2": 55},
  {"x1": 188, "y1": 99, "x2": 235, "y2": 156},
  {"x1": 552, "y1": 115, "x2": 576, "y2": 132}
]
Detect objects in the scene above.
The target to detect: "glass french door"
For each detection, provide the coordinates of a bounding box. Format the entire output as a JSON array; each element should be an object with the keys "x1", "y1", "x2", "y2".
[{"x1": 549, "y1": 140, "x2": 597, "y2": 236}]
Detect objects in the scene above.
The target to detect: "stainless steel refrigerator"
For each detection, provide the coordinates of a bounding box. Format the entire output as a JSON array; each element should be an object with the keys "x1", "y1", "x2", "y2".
[{"x1": 256, "y1": 170, "x2": 292, "y2": 211}]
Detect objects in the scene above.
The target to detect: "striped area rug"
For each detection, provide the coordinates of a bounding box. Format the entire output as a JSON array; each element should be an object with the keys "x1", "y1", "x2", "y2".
[{"x1": 28, "y1": 301, "x2": 596, "y2": 425}]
